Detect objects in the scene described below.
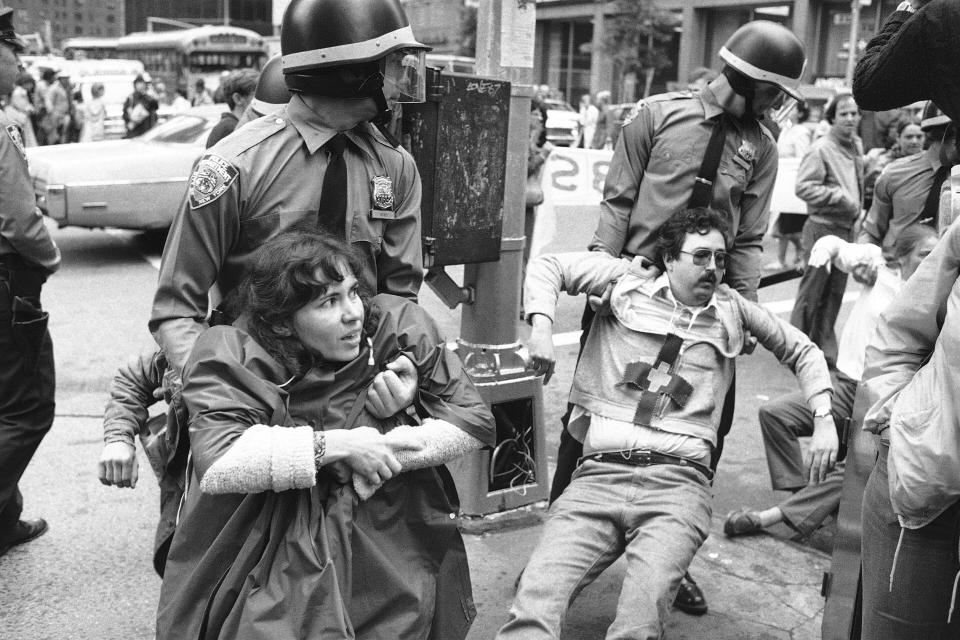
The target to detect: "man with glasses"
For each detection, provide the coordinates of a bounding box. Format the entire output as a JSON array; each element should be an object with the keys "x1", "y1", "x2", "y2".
[
  {"x1": 547, "y1": 20, "x2": 807, "y2": 614},
  {"x1": 0, "y1": 7, "x2": 61, "y2": 558},
  {"x1": 500, "y1": 207, "x2": 836, "y2": 639}
]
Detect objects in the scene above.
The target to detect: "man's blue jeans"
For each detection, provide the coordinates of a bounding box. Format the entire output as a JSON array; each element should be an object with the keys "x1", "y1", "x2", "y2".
[
  {"x1": 497, "y1": 459, "x2": 712, "y2": 640},
  {"x1": 861, "y1": 439, "x2": 960, "y2": 639}
]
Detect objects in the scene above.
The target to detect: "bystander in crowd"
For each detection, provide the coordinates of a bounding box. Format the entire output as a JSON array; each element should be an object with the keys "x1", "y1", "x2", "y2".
[{"x1": 789, "y1": 93, "x2": 864, "y2": 368}]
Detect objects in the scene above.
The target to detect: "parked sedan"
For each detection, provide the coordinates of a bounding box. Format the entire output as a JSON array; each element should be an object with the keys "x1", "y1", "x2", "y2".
[
  {"x1": 543, "y1": 98, "x2": 580, "y2": 147},
  {"x1": 27, "y1": 105, "x2": 223, "y2": 231}
]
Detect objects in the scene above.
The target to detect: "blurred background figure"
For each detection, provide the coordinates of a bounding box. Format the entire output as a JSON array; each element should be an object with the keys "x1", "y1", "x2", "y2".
[
  {"x1": 205, "y1": 68, "x2": 259, "y2": 148},
  {"x1": 768, "y1": 103, "x2": 825, "y2": 271},
  {"x1": 591, "y1": 90, "x2": 611, "y2": 150},
  {"x1": 4, "y1": 72, "x2": 37, "y2": 147},
  {"x1": 122, "y1": 74, "x2": 158, "y2": 138},
  {"x1": 577, "y1": 92, "x2": 597, "y2": 149},
  {"x1": 862, "y1": 114, "x2": 923, "y2": 211},
  {"x1": 78, "y1": 82, "x2": 106, "y2": 143},
  {"x1": 43, "y1": 71, "x2": 72, "y2": 145},
  {"x1": 859, "y1": 102, "x2": 956, "y2": 260},
  {"x1": 190, "y1": 78, "x2": 213, "y2": 106},
  {"x1": 790, "y1": 93, "x2": 864, "y2": 368}
]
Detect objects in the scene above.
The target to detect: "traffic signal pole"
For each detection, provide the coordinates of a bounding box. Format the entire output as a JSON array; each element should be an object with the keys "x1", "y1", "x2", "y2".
[{"x1": 445, "y1": 0, "x2": 551, "y2": 525}]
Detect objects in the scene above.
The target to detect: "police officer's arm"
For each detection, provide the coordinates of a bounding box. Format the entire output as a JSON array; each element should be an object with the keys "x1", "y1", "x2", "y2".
[
  {"x1": 858, "y1": 171, "x2": 892, "y2": 246},
  {"x1": 376, "y1": 153, "x2": 423, "y2": 300},
  {"x1": 590, "y1": 104, "x2": 655, "y2": 256},
  {"x1": 150, "y1": 168, "x2": 241, "y2": 376},
  {"x1": 727, "y1": 139, "x2": 778, "y2": 301},
  {"x1": 0, "y1": 130, "x2": 60, "y2": 274},
  {"x1": 853, "y1": 6, "x2": 929, "y2": 113}
]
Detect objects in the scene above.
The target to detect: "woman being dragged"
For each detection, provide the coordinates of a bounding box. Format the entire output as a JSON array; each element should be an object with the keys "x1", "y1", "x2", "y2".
[{"x1": 156, "y1": 231, "x2": 495, "y2": 640}]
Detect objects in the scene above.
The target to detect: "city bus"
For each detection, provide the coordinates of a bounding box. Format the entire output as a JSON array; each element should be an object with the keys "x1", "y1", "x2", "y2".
[
  {"x1": 115, "y1": 25, "x2": 268, "y2": 101},
  {"x1": 62, "y1": 37, "x2": 121, "y2": 60}
]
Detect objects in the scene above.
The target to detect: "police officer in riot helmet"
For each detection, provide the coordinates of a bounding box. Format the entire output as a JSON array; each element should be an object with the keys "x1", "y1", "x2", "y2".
[
  {"x1": 151, "y1": 0, "x2": 430, "y2": 377},
  {"x1": 0, "y1": 6, "x2": 61, "y2": 558},
  {"x1": 546, "y1": 20, "x2": 806, "y2": 616},
  {"x1": 235, "y1": 54, "x2": 292, "y2": 127},
  {"x1": 281, "y1": 0, "x2": 429, "y2": 143},
  {"x1": 717, "y1": 20, "x2": 806, "y2": 124}
]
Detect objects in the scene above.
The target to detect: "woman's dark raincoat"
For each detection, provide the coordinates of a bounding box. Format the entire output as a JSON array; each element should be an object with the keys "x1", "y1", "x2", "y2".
[{"x1": 155, "y1": 295, "x2": 495, "y2": 640}]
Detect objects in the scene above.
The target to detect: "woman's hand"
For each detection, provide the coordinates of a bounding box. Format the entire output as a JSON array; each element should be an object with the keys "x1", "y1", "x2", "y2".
[
  {"x1": 325, "y1": 427, "x2": 402, "y2": 487},
  {"x1": 805, "y1": 415, "x2": 840, "y2": 484},
  {"x1": 366, "y1": 354, "x2": 418, "y2": 419},
  {"x1": 98, "y1": 442, "x2": 139, "y2": 488}
]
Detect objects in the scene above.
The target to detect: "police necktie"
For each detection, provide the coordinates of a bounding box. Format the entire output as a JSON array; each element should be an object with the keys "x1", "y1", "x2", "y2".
[
  {"x1": 689, "y1": 113, "x2": 729, "y2": 209},
  {"x1": 318, "y1": 133, "x2": 348, "y2": 239},
  {"x1": 920, "y1": 164, "x2": 951, "y2": 228}
]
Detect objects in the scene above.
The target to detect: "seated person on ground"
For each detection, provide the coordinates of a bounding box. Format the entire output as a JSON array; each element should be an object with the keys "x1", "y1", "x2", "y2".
[
  {"x1": 724, "y1": 224, "x2": 937, "y2": 539},
  {"x1": 496, "y1": 208, "x2": 837, "y2": 640},
  {"x1": 155, "y1": 231, "x2": 495, "y2": 640}
]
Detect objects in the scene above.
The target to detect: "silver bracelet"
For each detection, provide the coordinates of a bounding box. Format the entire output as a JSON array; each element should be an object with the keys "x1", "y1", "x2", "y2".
[{"x1": 314, "y1": 432, "x2": 326, "y2": 468}]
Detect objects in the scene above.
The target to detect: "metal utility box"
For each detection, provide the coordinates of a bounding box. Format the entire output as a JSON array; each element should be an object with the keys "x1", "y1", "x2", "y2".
[
  {"x1": 402, "y1": 69, "x2": 510, "y2": 268},
  {"x1": 446, "y1": 375, "x2": 550, "y2": 516}
]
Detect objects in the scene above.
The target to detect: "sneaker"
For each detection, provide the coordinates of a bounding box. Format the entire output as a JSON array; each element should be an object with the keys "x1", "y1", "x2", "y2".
[
  {"x1": 723, "y1": 509, "x2": 764, "y2": 537},
  {"x1": 673, "y1": 572, "x2": 708, "y2": 615},
  {"x1": 0, "y1": 518, "x2": 48, "y2": 558}
]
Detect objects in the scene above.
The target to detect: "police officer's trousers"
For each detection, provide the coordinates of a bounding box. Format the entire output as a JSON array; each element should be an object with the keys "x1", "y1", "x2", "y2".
[{"x1": 0, "y1": 271, "x2": 55, "y2": 537}]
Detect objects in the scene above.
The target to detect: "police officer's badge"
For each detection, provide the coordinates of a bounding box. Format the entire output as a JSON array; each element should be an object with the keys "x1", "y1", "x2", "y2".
[
  {"x1": 188, "y1": 154, "x2": 239, "y2": 210},
  {"x1": 5, "y1": 124, "x2": 25, "y2": 159},
  {"x1": 370, "y1": 175, "x2": 396, "y2": 220},
  {"x1": 736, "y1": 140, "x2": 756, "y2": 163}
]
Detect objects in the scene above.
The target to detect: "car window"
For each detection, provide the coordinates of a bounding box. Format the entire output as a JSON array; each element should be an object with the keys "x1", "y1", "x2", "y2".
[{"x1": 139, "y1": 115, "x2": 211, "y2": 144}]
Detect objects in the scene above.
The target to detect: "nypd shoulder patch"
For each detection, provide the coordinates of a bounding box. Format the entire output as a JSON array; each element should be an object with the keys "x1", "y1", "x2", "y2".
[
  {"x1": 188, "y1": 154, "x2": 239, "y2": 210},
  {"x1": 5, "y1": 124, "x2": 25, "y2": 158}
]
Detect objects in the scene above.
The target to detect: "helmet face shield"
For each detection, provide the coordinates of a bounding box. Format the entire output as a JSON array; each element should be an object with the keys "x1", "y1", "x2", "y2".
[
  {"x1": 382, "y1": 48, "x2": 426, "y2": 103},
  {"x1": 768, "y1": 95, "x2": 799, "y2": 126}
]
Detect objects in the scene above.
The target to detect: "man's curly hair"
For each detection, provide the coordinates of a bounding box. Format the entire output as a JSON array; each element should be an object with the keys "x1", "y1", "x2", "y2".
[
  {"x1": 655, "y1": 207, "x2": 731, "y2": 268},
  {"x1": 232, "y1": 231, "x2": 370, "y2": 375}
]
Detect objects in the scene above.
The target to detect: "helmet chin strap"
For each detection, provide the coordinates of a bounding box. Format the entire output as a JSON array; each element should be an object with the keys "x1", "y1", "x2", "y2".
[
  {"x1": 286, "y1": 65, "x2": 400, "y2": 147},
  {"x1": 722, "y1": 66, "x2": 760, "y2": 123}
]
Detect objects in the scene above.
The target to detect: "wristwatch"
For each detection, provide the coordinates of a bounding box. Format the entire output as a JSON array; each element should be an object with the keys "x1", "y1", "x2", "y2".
[
  {"x1": 813, "y1": 407, "x2": 832, "y2": 419},
  {"x1": 896, "y1": 1, "x2": 916, "y2": 12}
]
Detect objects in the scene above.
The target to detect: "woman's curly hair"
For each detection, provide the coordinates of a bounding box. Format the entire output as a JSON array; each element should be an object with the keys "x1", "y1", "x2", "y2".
[
  {"x1": 231, "y1": 231, "x2": 370, "y2": 375},
  {"x1": 655, "y1": 207, "x2": 731, "y2": 269}
]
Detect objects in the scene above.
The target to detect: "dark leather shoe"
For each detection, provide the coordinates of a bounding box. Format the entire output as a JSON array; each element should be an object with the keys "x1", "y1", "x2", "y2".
[
  {"x1": 723, "y1": 509, "x2": 764, "y2": 537},
  {"x1": 0, "y1": 518, "x2": 48, "y2": 558},
  {"x1": 673, "y1": 571, "x2": 708, "y2": 616}
]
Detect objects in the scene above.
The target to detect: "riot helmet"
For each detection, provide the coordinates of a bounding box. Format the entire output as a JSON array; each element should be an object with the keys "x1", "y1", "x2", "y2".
[
  {"x1": 718, "y1": 21, "x2": 806, "y2": 122},
  {"x1": 250, "y1": 55, "x2": 292, "y2": 117},
  {"x1": 920, "y1": 101, "x2": 951, "y2": 132},
  {"x1": 280, "y1": 0, "x2": 430, "y2": 125}
]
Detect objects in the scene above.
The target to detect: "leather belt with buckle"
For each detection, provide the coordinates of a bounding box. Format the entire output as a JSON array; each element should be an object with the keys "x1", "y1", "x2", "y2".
[{"x1": 579, "y1": 449, "x2": 714, "y2": 482}]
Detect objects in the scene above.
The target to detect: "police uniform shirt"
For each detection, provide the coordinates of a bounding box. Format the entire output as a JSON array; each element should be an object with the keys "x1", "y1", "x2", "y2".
[
  {"x1": 151, "y1": 94, "x2": 423, "y2": 373},
  {"x1": 0, "y1": 111, "x2": 60, "y2": 273},
  {"x1": 591, "y1": 86, "x2": 778, "y2": 301},
  {"x1": 859, "y1": 151, "x2": 939, "y2": 257}
]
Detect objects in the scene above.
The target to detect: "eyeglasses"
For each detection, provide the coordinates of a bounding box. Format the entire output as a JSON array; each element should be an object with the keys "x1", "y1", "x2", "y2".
[{"x1": 679, "y1": 249, "x2": 728, "y2": 269}]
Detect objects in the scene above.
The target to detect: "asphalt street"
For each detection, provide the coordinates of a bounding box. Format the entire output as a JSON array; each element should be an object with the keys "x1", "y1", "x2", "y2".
[{"x1": 0, "y1": 210, "x2": 840, "y2": 639}]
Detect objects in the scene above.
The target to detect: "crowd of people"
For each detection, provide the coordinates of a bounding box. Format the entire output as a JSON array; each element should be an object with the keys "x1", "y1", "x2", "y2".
[
  {"x1": 0, "y1": 61, "x2": 263, "y2": 149},
  {"x1": 3, "y1": 0, "x2": 960, "y2": 637}
]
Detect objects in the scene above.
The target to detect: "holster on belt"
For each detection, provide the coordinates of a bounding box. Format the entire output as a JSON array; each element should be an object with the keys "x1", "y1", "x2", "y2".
[{"x1": 0, "y1": 255, "x2": 47, "y2": 299}]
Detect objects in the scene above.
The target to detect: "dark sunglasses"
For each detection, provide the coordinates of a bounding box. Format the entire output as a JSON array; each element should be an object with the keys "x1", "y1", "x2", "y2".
[{"x1": 679, "y1": 249, "x2": 728, "y2": 269}]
